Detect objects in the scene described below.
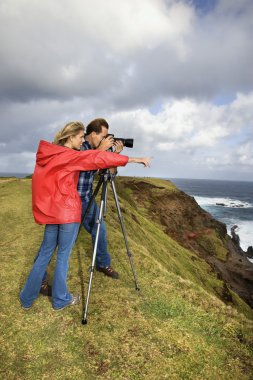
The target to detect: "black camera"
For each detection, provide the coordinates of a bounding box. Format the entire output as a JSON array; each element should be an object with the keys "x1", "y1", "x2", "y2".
[{"x1": 107, "y1": 134, "x2": 134, "y2": 148}]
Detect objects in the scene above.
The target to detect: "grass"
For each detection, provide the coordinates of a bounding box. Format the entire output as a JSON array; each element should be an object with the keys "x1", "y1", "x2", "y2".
[{"x1": 0, "y1": 177, "x2": 253, "y2": 379}]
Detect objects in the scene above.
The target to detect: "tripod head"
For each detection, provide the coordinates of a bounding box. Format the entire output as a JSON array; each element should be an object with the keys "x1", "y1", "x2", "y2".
[{"x1": 97, "y1": 168, "x2": 117, "y2": 181}]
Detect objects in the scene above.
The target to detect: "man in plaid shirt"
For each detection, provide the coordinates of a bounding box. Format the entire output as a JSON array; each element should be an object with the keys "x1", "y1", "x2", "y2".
[{"x1": 77, "y1": 118, "x2": 123, "y2": 279}]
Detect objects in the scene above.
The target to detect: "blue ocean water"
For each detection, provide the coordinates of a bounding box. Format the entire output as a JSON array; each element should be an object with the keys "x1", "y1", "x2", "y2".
[{"x1": 170, "y1": 178, "x2": 253, "y2": 252}]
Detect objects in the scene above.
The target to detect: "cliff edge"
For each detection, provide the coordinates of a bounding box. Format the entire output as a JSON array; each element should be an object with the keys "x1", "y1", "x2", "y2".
[{"x1": 116, "y1": 177, "x2": 253, "y2": 310}]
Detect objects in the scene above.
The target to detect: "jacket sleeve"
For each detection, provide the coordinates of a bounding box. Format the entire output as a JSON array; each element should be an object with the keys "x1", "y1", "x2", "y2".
[{"x1": 60, "y1": 149, "x2": 129, "y2": 172}]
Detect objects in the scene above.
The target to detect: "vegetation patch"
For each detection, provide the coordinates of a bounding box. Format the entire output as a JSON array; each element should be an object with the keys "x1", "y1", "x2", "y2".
[{"x1": 0, "y1": 177, "x2": 253, "y2": 379}]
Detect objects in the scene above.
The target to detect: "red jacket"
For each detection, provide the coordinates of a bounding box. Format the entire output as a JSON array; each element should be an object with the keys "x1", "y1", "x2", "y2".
[{"x1": 32, "y1": 140, "x2": 129, "y2": 224}]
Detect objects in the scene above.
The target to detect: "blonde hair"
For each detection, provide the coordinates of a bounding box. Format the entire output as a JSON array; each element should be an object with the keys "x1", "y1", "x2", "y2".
[{"x1": 54, "y1": 121, "x2": 85, "y2": 146}]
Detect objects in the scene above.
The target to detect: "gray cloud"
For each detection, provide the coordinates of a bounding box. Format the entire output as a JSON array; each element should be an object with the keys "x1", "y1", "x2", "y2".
[
  {"x1": 0, "y1": 0, "x2": 253, "y2": 180},
  {"x1": 1, "y1": 0, "x2": 252, "y2": 105}
]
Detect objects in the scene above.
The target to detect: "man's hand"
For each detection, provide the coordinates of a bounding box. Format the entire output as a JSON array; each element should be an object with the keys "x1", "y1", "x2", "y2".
[
  {"x1": 114, "y1": 140, "x2": 124, "y2": 154},
  {"x1": 97, "y1": 135, "x2": 114, "y2": 151}
]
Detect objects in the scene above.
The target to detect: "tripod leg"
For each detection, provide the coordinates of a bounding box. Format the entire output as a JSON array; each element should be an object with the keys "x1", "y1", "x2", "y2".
[
  {"x1": 103, "y1": 186, "x2": 108, "y2": 218},
  {"x1": 82, "y1": 180, "x2": 107, "y2": 325},
  {"x1": 110, "y1": 179, "x2": 140, "y2": 291}
]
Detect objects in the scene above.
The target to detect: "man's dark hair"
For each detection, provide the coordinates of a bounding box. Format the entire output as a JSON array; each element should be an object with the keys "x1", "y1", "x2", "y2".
[{"x1": 86, "y1": 118, "x2": 109, "y2": 135}]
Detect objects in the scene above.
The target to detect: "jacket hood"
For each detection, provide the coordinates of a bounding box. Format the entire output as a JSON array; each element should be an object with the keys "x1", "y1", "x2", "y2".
[{"x1": 36, "y1": 140, "x2": 68, "y2": 167}]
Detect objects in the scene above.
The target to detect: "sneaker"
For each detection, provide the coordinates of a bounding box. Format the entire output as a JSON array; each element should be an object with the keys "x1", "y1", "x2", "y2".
[
  {"x1": 40, "y1": 280, "x2": 52, "y2": 297},
  {"x1": 53, "y1": 294, "x2": 80, "y2": 311},
  {"x1": 96, "y1": 266, "x2": 119, "y2": 279}
]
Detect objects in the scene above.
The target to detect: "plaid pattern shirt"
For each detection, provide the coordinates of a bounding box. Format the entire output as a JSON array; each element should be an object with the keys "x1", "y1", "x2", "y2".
[{"x1": 77, "y1": 141, "x2": 97, "y2": 202}]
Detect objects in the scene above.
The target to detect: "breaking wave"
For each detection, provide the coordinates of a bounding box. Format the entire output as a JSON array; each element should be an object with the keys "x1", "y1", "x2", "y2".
[{"x1": 194, "y1": 196, "x2": 252, "y2": 209}]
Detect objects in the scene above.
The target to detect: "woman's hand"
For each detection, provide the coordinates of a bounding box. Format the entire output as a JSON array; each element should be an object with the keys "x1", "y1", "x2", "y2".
[{"x1": 128, "y1": 157, "x2": 152, "y2": 167}]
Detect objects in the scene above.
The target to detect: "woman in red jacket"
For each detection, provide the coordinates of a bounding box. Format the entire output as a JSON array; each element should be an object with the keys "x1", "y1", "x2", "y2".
[{"x1": 20, "y1": 121, "x2": 150, "y2": 310}]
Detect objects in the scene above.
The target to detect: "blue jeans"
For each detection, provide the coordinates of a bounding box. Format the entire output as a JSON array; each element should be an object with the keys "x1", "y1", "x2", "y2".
[
  {"x1": 81, "y1": 200, "x2": 111, "y2": 268},
  {"x1": 20, "y1": 223, "x2": 79, "y2": 309}
]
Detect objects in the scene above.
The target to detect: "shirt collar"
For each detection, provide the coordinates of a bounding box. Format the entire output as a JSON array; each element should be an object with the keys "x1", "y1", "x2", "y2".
[{"x1": 82, "y1": 140, "x2": 92, "y2": 150}]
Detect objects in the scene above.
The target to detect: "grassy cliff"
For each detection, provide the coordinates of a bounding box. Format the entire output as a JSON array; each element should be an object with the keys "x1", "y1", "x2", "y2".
[{"x1": 0, "y1": 177, "x2": 252, "y2": 380}]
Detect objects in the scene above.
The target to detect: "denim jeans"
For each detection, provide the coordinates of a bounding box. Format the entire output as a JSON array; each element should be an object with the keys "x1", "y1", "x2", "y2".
[
  {"x1": 20, "y1": 223, "x2": 79, "y2": 309},
  {"x1": 81, "y1": 200, "x2": 111, "y2": 268}
]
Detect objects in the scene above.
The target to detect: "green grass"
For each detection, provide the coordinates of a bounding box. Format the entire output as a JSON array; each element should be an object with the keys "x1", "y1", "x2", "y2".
[{"x1": 0, "y1": 177, "x2": 253, "y2": 379}]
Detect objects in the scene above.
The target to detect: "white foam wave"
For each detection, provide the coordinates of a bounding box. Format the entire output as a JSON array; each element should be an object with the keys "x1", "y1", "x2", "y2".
[
  {"x1": 194, "y1": 196, "x2": 252, "y2": 209},
  {"x1": 193, "y1": 197, "x2": 253, "y2": 251},
  {"x1": 227, "y1": 221, "x2": 253, "y2": 251},
  {"x1": 248, "y1": 258, "x2": 253, "y2": 264}
]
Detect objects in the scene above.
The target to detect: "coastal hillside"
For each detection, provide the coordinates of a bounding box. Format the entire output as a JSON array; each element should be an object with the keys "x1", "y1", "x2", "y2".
[
  {"x1": 0, "y1": 177, "x2": 253, "y2": 380},
  {"x1": 116, "y1": 178, "x2": 253, "y2": 310}
]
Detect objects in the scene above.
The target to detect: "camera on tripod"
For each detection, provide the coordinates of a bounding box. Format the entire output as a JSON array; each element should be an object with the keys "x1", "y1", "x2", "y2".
[{"x1": 107, "y1": 134, "x2": 134, "y2": 148}]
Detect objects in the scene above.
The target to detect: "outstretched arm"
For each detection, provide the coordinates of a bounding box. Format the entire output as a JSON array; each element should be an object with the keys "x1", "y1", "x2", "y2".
[
  {"x1": 128, "y1": 157, "x2": 151, "y2": 167},
  {"x1": 96, "y1": 136, "x2": 151, "y2": 168}
]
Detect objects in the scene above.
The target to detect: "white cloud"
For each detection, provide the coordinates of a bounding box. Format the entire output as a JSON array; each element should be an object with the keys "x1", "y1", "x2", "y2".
[
  {"x1": 237, "y1": 142, "x2": 253, "y2": 167},
  {"x1": 110, "y1": 93, "x2": 253, "y2": 151},
  {"x1": 84, "y1": 0, "x2": 193, "y2": 53},
  {"x1": 1, "y1": 91, "x2": 253, "y2": 178}
]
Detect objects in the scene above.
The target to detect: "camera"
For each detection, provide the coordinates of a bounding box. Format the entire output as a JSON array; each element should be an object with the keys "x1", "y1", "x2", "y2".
[{"x1": 107, "y1": 134, "x2": 134, "y2": 148}]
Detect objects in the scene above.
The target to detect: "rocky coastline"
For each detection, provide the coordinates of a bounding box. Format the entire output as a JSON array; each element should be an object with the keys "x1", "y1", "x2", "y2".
[{"x1": 126, "y1": 179, "x2": 253, "y2": 309}]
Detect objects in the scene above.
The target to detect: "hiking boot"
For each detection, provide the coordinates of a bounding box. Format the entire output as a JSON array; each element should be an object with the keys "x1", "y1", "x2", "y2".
[
  {"x1": 53, "y1": 294, "x2": 81, "y2": 311},
  {"x1": 40, "y1": 280, "x2": 52, "y2": 297},
  {"x1": 96, "y1": 266, "x2": 119, "y2": 279}
]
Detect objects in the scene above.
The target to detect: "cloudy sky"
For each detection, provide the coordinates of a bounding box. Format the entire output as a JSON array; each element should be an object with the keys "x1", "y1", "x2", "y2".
[{"x1": 0, "y1": 0, "x2": 253, "y2": 180}]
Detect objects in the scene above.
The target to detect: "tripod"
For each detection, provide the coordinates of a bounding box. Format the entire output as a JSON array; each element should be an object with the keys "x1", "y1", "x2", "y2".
[{"x1": 81, "y1": 170, "x2": 140, "y2": 325}]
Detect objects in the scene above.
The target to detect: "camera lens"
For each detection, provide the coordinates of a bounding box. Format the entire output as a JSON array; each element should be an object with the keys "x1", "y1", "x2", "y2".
[{"x1": 114, "y1": 138, "x2": 134, "y2": 148}]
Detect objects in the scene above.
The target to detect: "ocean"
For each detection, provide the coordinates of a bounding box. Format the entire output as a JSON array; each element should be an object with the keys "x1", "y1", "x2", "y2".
[{"x1": 170, "y1": 178, "x2": 253, "y2": 252}]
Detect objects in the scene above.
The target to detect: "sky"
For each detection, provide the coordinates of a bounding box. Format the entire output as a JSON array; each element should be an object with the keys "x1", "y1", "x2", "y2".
[{"x1": 0, "y1": 0, "x2": 253, "y2": 180}]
